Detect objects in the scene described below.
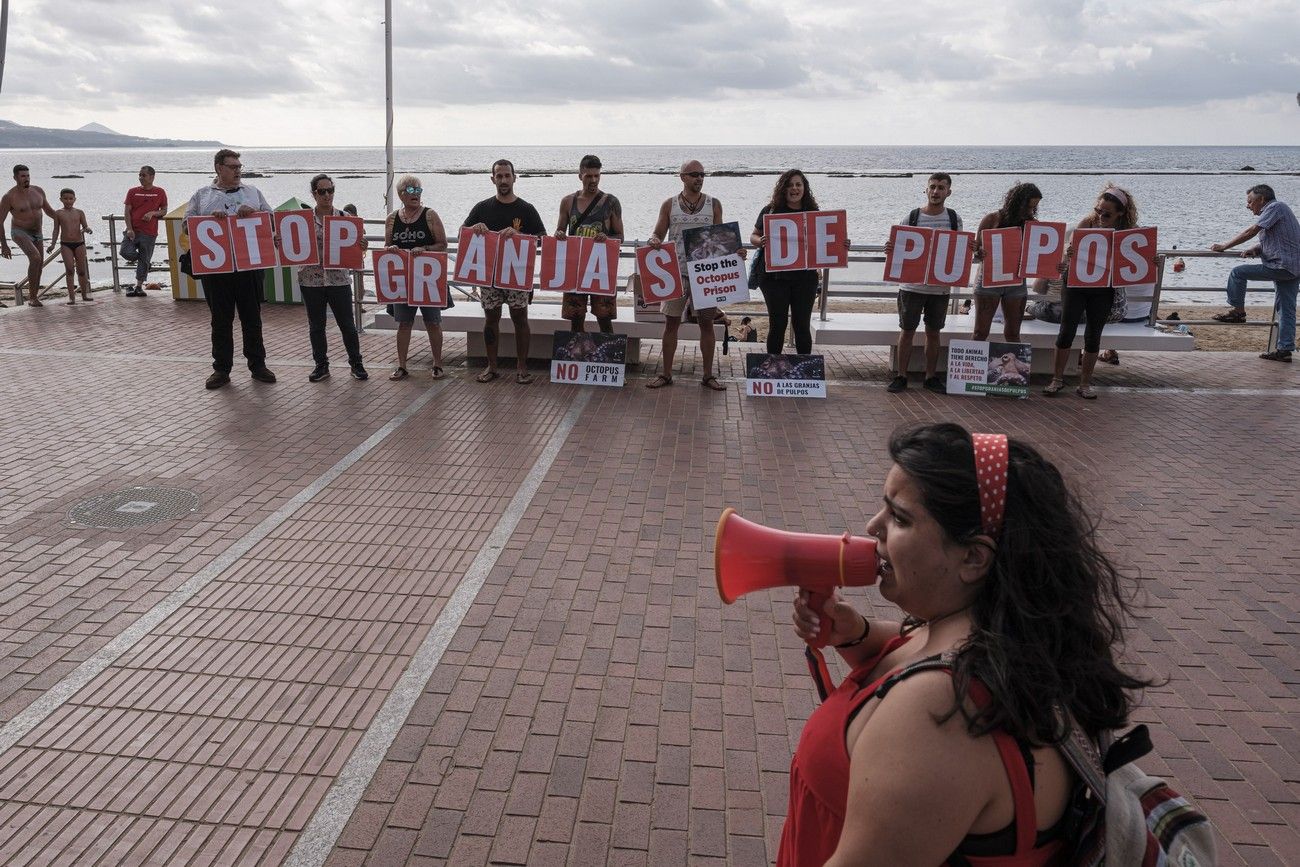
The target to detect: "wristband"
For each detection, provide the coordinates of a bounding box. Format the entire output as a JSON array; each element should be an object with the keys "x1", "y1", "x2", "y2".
[{"x1": 835, "y1": 615, "x2": 871, "y2": 649}]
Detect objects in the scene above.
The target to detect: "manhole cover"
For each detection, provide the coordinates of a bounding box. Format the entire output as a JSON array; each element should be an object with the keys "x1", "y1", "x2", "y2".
[{"x1": 68, "y1": 486, "x2": 200, "y2": 529}]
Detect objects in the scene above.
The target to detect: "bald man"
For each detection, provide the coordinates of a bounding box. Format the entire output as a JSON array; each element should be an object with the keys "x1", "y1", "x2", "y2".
[{"x1": 645, "y1": 160, "x2": 727, "y2": 391}]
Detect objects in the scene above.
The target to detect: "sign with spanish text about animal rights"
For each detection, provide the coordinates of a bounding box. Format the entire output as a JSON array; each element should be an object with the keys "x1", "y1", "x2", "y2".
[
  {"x1": 684, "y1": 222, "x2": 749, "y2": 308},
  {"x1": 186, "y1": 216, "x2": 235, "y2": 276},
  {"x1": 550, "y1": 332, "x2": 627, "y2": 387},
  {"x1": 634, "y1": 244, "x2": 684, "y2": 304},
  {"x1": 495, "y1": 233, "x2": 538, "y2": 292},
  {"x1": 762, "y1": 210, "x2": 849, "y2": 272},
  {"x1": 372, "y1": 249, "x2": 450, "y2": 307},
  {"x1": 273, "y1": 210, "x2": 320, "y2": 266},
  {"x1": 1111, "y1": 227, "x2": 1158, "y2": 287},
  {"x1": 322, "y1": 215, "x2": 365, "y2": 270},
  {"x1": 744, "y1": 353, "x2": 827, "y2": 399},
  {"x1": 946, "y1": 340, "x2": 1032, "y2": 399}
]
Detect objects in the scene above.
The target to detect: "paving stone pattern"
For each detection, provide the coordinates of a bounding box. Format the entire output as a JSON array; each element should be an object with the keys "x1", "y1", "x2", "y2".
[{"x1": 0, "y1": 296, "x2": 1296, "y2": 866}]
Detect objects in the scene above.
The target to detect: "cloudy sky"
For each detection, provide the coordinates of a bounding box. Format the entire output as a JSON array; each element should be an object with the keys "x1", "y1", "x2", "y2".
[{"x1": 5, "y1": 0, "x2": 1298, "y2": 146}]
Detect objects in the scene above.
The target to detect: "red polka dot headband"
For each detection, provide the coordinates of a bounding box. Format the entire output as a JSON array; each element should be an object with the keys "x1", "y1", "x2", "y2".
[{"x1": 971, "y1": 433, "x2": 1008, "y2": 538}]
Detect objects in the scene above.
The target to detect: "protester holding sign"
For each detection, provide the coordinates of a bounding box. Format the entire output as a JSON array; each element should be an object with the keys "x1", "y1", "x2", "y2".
[
  {"x1": 464, "y1": 160, "x2": 547, "y2": 385},
  {"x1": 750, "y1": 169, "x2": 825, "y2": 356},
  {"x1": 183, "y1": 149, "x2": 276, "y2": 390},
  {"x1": 1044, "y1": 184, "x2": 1139, "y2": 399},
  {"x1": 882, "y1": 173, "x2": 962, "y2": 393},
  {"x1": 780, "y1": 423, "x2": 1152, "y2": 866},
  {"x1": 384, "y1": 175, "x2": 449, "y2": 381},
  {"x1": 971, "y1": 183, "x2": 1042, "y2": 344},
  {"x1": 296, "y1": 174, "x2": 368, "y2": 383},
  {"x1": 554, "y1": 154, "x2": 624, "y2": 334},
  {"x1": 645, "y1": 159, "x2": 728, "y2": 391}
]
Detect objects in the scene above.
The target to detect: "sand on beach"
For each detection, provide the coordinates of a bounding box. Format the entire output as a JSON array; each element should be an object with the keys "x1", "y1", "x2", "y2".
[{"x1": 725, "y1": 299, "x2": 1281, "y2": 353}]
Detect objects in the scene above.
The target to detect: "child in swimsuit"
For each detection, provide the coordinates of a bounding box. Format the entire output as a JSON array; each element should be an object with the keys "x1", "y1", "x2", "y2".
[{"x1": 48, "y1": 188, "x2": 94, "y2": 303}]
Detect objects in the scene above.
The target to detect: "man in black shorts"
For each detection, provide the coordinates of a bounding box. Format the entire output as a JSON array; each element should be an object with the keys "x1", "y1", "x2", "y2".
[
  {"x1": 464, "y1": 159, "x2": 547, "y2": 384},
  {"x1": 553, "y1": 154, "x2": 624, "y2": 333}
]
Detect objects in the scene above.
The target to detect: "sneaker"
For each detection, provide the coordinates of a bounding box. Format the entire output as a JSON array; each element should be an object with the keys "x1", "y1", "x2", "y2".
[
  {"x1": 250, "y1": 367, "x2": 278, "y2": 383},
  {"x1": 886, "y1": 375, "x2": 908, "y2": 393},
  {"x1": 922, "y1": 375, "x2": 946, "y2": 393},
  {"x1": 308, "y1": 364, "x2": 331, "y2": 382},
  {"x1": 205, "y1": 371, "x2": 231, "y2": 390},
  {"x1": 1260, "y1": 349, "x2": 1292, "y2": 363},
  {"x1": 350, "y1": 363, "x2": 369, "y2": 380}
]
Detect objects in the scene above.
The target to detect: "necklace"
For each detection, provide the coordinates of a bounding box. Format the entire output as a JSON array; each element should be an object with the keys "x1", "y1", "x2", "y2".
[
  {"x1": 400, "y1": 205, "x2": 422, "y2": 222},
  {"x1": 678, "y1": 192, "x2": 705, "y2": 215}
]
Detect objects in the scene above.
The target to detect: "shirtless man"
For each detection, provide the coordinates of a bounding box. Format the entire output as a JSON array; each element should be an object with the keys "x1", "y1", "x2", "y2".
[
  {"x1": 1, "y1": 164, "x2": 59, "y2": 306},
  {"x1": 645, "y1": 159, "x2": 728, "y2": 391},
  {"x1": 554, "y1": 154, "x2": 624, "y2": 333},
  {"x1": 48, "y1": 189, "x2": 94, "y2": 303}
]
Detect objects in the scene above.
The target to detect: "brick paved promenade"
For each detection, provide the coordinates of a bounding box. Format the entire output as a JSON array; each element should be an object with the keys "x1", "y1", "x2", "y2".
[{"x1": 0, "y1": 296, "x2": 1296, "y2": 866}]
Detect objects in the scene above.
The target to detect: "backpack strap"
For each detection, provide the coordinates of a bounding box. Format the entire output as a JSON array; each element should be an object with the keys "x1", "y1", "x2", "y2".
[
  {"x1": 947, "y1": 208, "x2": 959, "y2": 231},
  {"x1": 907, "y1": 207, "x2": 921, "y2": 227}
]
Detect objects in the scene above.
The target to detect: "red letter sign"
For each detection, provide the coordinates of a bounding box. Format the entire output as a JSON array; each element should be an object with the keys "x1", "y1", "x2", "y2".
[
  {"x1": 924, "y1": 230, "x2": 975, "y2": 287},
  {"x1": 1068, "y1": 229, "x2": 1113, "y2": 288},
  {"x1": 409, "y1": 251, "x2": 448, "y2": 307},
  {"x1": 231, "y1": 212, "x2": 276, "y2": 271},
  {"x1": 540, "y1": 236, "x2": 582, "y2": 292},
  {"x1": 1112, "y1": 227, "x2": 1158, "y2": 287},
  {"x1": 763, "y1": 213, "x2": 807, "y2": 272},
  {"x1": 186, "y1": 215, "x2": 233, "y2": 276},
  {"x1": 883, "y1": 226, "x2": 932, "y2": 284},
  {"x1": 979, "y1": 228, "x2": 1022, "y2": 288},
  {"x1": 323, "y1": 216, "x2": 365, "y2": 270},
  {"x1": 635, "y1": 245, "x2": 683, "y2": 303},
  {"x1": 372, "y1": 249, "x2": 408, "y2": 304},
  {"x1": 495, "y1": 233, "x2": 537, "y2": 291},
  {"x1": 1020, "y1": 221, "x2": 1067, "y2": 280},
  {"x1": 274, "y1": 210, "x2": 319, "y2": 267},
  {"x1": 454, "y1": 227, "x2": 498, "y2": 286},
  {"x1": 808, "y1": 210, "x2": 848, "y2": 268},
  {"x1": 578, "y1": 238, "x2": 620, "y2": 296}
]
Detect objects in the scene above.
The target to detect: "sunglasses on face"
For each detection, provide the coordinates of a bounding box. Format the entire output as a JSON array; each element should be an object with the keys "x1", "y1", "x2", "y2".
[
  {"x1": 682, "y1": 172, "x2": 705, "y2": 179},
  {"x1": 402, "y1": 186, "x2": 423, "y2": 195},
  {"x1": 315, "y1": 188, "x2": 335, "y2": 195}
]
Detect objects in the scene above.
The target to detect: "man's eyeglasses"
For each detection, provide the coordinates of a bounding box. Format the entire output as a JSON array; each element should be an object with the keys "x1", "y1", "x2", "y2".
[
  {"x1": 222, "y1": 163, "x2": 242, "y2": 170},
  {"x1": 682, "y1": 172, "x2": 705, "y2": 178},
  {"x1": 402, "y1": 185, "x2": 423, "y2": 195},
  {"x1": 315, "y1": 188, "x2": 336, "y2": 195}
]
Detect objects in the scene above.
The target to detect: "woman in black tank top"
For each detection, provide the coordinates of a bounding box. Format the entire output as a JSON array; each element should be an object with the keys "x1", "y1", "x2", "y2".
[{"x1": 383, "y1": 174, "x2": 450, "y2": 380}]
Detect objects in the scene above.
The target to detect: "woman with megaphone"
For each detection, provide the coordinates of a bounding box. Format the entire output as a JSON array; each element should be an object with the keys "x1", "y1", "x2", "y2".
[{"x1": 775, "y1": 423, "x2": 1149, "y2": 866}]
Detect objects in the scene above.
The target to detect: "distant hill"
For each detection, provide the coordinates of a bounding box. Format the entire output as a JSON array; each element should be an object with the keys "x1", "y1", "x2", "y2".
[{"x1": 0, "y1": 119, "x2": 223, "y2": 149}]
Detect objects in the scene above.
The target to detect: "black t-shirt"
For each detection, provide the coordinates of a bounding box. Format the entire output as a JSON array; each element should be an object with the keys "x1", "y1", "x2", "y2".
[{"x1": 464, "y1": 197, "x2": 546, "y2": 235}]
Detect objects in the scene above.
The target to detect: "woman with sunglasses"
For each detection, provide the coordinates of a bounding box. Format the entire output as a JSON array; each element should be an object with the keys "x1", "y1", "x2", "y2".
[
  {"x1": 1044, "y1": 184, "x2": 1139, "y2": 399},
  {"x1": 299, "y1": 173, "x2": 367, "y2": 382},
  {"x1": 385, "y1": 174, "x2": 450, "y2": 380}
]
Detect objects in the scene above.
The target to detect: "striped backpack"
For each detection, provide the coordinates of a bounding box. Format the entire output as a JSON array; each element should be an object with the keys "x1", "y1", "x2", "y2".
[{"x1": 1059, "y1": 722, "x2": 1216, "y2": 866}]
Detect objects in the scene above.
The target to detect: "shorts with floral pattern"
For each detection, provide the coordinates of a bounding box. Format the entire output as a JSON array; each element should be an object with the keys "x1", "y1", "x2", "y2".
[
  {"x1": 480, "y1": 285, "x2": 531, "y2": 311},
  {"x1": 561, "y1": 292, "x2": 617, "y2": 321}
]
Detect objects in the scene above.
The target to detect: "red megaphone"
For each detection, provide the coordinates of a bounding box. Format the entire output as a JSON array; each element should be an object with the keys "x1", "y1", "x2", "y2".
[{"x1": 714, "y1": 508, "x2": 878, "y2": 648}]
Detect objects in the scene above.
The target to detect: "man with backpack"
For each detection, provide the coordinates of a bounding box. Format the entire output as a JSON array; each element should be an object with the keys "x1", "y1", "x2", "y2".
[
  {"x1": 885, "y1": 172, "x2": 961, "y2": 393},
  {"x1": 553, "y1": 154, "x2": 624, "y2": 333}
]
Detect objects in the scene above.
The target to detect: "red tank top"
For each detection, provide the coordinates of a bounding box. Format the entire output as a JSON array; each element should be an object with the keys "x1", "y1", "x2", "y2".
[{"x1": 777, "y1": 635, "x2": 1068, "y2": 867}]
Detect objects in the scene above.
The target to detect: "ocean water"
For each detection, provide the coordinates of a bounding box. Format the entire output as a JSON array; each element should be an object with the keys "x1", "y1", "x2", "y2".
[{"x1": 3, "y1": 145, "x2": 1298, "y2": 302}]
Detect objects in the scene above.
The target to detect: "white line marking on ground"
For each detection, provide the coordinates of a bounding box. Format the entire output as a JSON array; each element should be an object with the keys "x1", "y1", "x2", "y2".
[
  {"x1": 0, "y1": 381, "x2": 451, "y2": 757},
  {"x1": 285, "y1": 388, "x2": 593, "y2": 867}
]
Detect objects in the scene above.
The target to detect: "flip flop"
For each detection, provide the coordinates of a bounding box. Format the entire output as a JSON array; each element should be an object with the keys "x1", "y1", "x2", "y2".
[
  {"x1": 388, "y1": 366, "x2": 408, "y2": 381},
  {"x1": 701, "y1": 376, "x2": 727, "y2": 391},
  {"x1": 431, "y1": 366, "x2": 445, "y2": 380},
  {"x1": 1212, "y1": 310, "x2": 1246, "y2": 323},
  {"x1": 515, "y1": 372, "x2": 534, "y2": 385},
  {"x1": 645, "y1": 374, "x2": 673, "y2": 389},
  {"x1": 475, "y1": 369, "x2": 500, "y2": 383}
]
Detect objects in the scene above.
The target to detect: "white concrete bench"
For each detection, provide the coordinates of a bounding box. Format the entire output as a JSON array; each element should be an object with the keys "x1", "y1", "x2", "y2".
[
  {"x1": 369, "y1": 291, "x2": 722, "y2": 363},
  {"x1": 812, "y1": 313, "x2": 1194, "y2": 373}
]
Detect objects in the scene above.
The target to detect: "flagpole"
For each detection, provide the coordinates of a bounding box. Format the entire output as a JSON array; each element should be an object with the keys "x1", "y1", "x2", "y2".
[
  {"x1": 384, "y1": 0, "x2": 394, "y2": 215},
  {"x1": 1, "y1": 0, "x2": 10, "y2": 94}
]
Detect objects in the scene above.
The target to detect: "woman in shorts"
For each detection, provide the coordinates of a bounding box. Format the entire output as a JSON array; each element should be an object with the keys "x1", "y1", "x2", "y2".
[
  {"x1": 971, "y1": 183, "x2": 1042, "y2": 343},
  {"x1": 384, "y1": 174, "x2": 450, "y2": 381}
]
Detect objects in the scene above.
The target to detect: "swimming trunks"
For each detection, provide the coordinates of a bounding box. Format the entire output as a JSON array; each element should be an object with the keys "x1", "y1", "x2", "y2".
[
  {"x1": 61, "y1": 241, "x2": 84, "y2": 252},
  {"x1": 10, "y1": 226, "x2": 42, "y2": 245}
]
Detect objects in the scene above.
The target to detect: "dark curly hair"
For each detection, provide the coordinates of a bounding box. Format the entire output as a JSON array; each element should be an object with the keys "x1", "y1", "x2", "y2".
[
  {"x1": 996, "y1": 182, "x2": 1042, "y2": 229},
  {"x1": 888, "y1": 422, "x2": 1151, "y2": 744},
  {"x1": 768, "y1": 169, "x2": 819, "y2": 212}
]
